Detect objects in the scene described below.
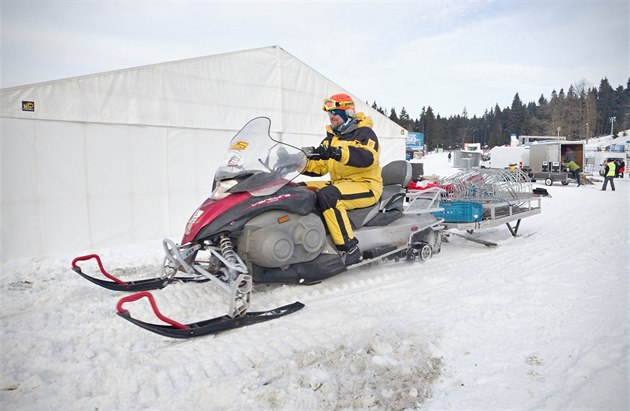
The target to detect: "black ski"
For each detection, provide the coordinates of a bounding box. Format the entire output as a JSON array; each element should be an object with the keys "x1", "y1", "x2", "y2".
[
  {"x1": 71, "y1": 254, "x2": 207, "y2": 292},
  {"x1": 116, "y1": 293, "x2": 305, "y2": 338}
]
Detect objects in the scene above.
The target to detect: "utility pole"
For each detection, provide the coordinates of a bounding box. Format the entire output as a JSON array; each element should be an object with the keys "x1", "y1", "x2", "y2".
[
  {"x1": 557, "y1": 127, "x2": 561, "y2": 137},
  {"x1": 609, "y1": 116, "x2": 616, "y2": 136}
]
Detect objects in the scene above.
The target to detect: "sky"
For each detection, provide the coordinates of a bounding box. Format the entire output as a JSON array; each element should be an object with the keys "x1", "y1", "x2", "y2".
[{"x1": 1, "y1": 0, "x2": 628, "y2": 118}]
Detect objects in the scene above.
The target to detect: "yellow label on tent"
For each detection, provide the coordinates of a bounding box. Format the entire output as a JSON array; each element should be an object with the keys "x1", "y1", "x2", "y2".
[{"x1": 230, "y1": 141, "x2": 249, "y2": 150}]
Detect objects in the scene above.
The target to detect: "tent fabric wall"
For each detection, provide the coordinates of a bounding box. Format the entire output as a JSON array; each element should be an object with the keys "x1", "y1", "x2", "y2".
[{"x1": 0, "y1": 46, "x2": 406, "y2": 261}]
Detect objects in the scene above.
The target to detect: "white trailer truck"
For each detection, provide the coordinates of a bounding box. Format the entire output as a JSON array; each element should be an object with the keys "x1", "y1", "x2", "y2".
[
  {"x1": 487, "y1": 146, "x2": 530, "y2": 169},
  {"x1": 529, "y1": 141, "x2": 585, "y2": 186}
]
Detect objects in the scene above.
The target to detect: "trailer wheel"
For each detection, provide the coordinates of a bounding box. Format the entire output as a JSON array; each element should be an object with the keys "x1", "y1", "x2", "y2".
[
  {"x1": 545, "y1": 178, "x2": 553, "y2": 186},
  {"x1": 420, "y1": 244, "x2": 432, "y2": 261}
]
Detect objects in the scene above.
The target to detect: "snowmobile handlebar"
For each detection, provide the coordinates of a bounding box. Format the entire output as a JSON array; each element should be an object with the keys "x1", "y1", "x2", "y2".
[{"x1": 302, "y1": 146, "x2": 322, "y2": 160}]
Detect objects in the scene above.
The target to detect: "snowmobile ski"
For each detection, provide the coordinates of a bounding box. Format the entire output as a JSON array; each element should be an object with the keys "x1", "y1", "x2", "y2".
[
  {"x1": 115, "y1": 291, "x2": 304, "y2": 338},
  {"x1": 447, "y1": 231, "x2": 498, "y2": 247},
  {"x1": 71, "y1": 254, "x2": 207, "y2": 292}
]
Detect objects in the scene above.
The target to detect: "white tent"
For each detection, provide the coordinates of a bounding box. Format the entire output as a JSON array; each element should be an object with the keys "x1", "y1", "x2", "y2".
[{"x1": 0, "y1": 46, "x2": 407, "y2": 261}]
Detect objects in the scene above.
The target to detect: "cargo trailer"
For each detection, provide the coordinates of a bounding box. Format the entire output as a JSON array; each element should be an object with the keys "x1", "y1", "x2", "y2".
[{"x1": 529, "y1": 141, "x2": 584, "y2": 186}]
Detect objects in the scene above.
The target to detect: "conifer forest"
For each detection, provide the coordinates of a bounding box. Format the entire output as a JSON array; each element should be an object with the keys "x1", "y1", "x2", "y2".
[{"x1": 373, "y1": 77, "x2": 629, "y2": 150}]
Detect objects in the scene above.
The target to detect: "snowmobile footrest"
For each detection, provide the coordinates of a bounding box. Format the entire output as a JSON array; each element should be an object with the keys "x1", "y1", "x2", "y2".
[{"x1": 362, "y1": 245, "x2": 398, "y2": 259}]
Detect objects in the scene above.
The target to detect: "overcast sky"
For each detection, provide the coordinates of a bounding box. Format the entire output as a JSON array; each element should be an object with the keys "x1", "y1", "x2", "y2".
[{"x1": 1, "y1": 0, "x2": 628, "y2": 117}]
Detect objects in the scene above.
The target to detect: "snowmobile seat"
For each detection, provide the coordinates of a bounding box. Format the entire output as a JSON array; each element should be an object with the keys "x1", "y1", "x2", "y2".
[{"x1": 347, "y1": 160, "x2": 412, "y2": 229}]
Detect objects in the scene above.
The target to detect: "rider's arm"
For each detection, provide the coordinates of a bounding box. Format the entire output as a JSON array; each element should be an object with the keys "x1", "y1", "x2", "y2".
[
  {"x1": 302, "y1": 161, "x2": 329, "y2": 177},
  {"x1": 302, "y1": 137, "x2": 332, "y2": 177},
  {"x1": 340, "y1": 128, "x2": 380, "y2": 168}
]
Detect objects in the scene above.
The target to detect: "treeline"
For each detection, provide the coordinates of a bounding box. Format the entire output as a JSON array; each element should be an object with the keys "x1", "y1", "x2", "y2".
[{"x1": 370, "y1": 77, "x2": 629, "y2": 150}]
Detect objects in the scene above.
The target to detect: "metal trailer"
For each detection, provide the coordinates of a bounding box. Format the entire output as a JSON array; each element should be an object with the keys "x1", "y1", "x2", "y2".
[
  {"x1": 436, "y1": 168, "x2": 543, "y2": 242},
  {"x1": 442, "y1": 196, "x2": 542, "y2": 237},
  {"x1": 533, "y1": 170, "x2": 573, "y2": 186},
  {"x1": 529, "y1": 141, "x2": 585, "y2": 186}
]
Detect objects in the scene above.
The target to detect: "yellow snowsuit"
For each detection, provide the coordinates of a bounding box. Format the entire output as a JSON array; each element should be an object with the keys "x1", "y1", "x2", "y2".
[{"x1": 303, "y1": 113, "x2": 382, "y2": 250}]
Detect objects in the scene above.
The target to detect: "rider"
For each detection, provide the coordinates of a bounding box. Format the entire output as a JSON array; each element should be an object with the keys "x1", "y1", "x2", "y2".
[{"x1": 302, "y1": 93, "x2": 383, "y2": 266}]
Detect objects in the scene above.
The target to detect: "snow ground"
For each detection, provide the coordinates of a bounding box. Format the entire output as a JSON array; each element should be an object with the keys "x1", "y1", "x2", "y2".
[{"x1": 1, "y1": 152, "x2": 628, "y2": 411}]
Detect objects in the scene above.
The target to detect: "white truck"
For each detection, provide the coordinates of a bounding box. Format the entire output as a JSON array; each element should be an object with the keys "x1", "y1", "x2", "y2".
[
  {"x1": 529, "y1": 141, "x2": 585, "y2": 186},
  {"x1": 486, "y1": 146, "x2": 530, "y2": 169}
]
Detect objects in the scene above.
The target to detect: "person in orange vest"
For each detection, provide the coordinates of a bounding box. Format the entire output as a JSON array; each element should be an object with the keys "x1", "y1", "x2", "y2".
[{"x1": 601, "y1": 159, "x2": 616, "y2": 191}]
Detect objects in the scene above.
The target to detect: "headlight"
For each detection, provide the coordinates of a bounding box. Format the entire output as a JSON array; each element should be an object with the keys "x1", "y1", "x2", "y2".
[{"x1": 211, "y1": 179, "x2": 238, "y2": 200}]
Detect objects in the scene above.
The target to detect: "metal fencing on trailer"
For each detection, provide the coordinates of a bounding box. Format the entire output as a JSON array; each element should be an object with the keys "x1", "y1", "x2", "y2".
[{"x1": 437, "y1": 168, "x2": 534, "y2": 205}]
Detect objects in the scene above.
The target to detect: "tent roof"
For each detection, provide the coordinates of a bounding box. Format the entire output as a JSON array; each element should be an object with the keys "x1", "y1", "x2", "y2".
[{"x1": 1, "y1": 45, "x2": 406, "y2": 139}]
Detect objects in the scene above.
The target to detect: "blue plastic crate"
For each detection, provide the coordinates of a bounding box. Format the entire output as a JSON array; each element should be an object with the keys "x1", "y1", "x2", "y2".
[{"x1": 434, "y1": 201, "x2": 483, "y2": 223}]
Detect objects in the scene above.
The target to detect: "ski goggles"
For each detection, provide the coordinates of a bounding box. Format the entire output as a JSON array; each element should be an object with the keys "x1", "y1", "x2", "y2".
[{"x1": 322, "y1": 98, "x2": 353, "y2": 111}]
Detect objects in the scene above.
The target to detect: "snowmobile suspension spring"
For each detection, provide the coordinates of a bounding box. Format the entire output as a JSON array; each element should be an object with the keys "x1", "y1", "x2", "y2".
[{"x1": 219, "y1": 235, "x2": 239, "y2": 265}]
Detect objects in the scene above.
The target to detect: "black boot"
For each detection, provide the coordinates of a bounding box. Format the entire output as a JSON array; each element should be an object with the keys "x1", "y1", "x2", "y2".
[{"x1": 345, "y1": 245, "x2": 363, "y2": 266}]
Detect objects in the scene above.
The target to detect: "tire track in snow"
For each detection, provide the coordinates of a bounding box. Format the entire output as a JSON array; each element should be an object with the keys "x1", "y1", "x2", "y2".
[
  {"x1": 0, "y1": 238, "x2": 496, "y2": 405},
  {"x1": 0, "y1": 237, "x2": 489, "y2": 405},
  {"x1": 84, "y1": 256, "x2": 446, "y2": 396}
]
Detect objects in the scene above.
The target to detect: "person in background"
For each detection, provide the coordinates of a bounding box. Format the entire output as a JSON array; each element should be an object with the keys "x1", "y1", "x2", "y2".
[
  {"x1": 614, "y1": 160, "x2": 621, "y2": 178},
  {"x1": 564, "y1": 147, "x2": 576, "y2": 163},
  {"x1": 601, "y1": 159, "x2": 616, "y2": 191},
  {"x1": 302, "y1": 93, "x2": 382, "y2": 266},
  {"x1": 448, "y1": 152, "x2": 452, "y2": 163},
  {"x1": 619, "y1": 160, "x2": 625, "y2": 178},
  {"x1": 561, "y1": 160, "x2": 582, "y2": 186}
]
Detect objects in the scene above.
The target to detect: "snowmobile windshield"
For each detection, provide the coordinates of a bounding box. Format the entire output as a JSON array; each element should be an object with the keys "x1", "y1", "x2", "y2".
[{"x1": 214, "y1": 117, "x2": 308, "y2": 197}]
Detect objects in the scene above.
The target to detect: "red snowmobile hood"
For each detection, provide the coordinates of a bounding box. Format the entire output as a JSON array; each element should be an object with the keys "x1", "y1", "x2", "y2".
[{"x1": 182, "y1": 192, "x2": 251, "y2": 244}]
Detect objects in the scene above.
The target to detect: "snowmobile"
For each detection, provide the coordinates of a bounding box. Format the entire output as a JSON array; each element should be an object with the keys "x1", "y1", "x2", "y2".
[{"x1": 71, "y1": 117, "x2": 445, "y2": 338}]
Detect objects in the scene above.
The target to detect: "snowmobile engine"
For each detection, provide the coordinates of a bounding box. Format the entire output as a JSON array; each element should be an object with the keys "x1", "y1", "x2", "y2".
[{"x1": 237, "y1": 211, "x2": 326, "y2": 267}]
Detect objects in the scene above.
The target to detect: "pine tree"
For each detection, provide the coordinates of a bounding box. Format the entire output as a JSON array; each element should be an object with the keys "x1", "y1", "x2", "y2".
[
  {"x1": 597, "y1": 78, "x2": 615, "y2": 135},
  {"x1": 421, "y1": 107, "x2": 437, "y2": 149},
  {"x1": 549, "y1": 89, "x2": 565, "y2": 136},
  {"x1": 585, "y1": 87, "x2": 598, "y2": 139},
  {"x1": 508, "y1": 93, "x2": 527, "y2": 138},
  {"x1": 486, "y1": 106, "x2": 501, "y2": 147},
  {"x1": 564, "y1": 85, "x2": 581, "y2": 140},
  {"x1": 372, "y1": 75, "x2": 628, "y2": 149},
  {"x1": 389, "y1": 108, "x2": 399, "y2": 123},
  {"x1": 612, "y1": 85, "x2": 626, "y2": 135},
  {"x1": 371, "y1": 101, "x2": 385, "y2": 115},
  {"x1": 624, "y1": 78, "x2": 630, "y2": 132},
  {"x1": 399, "y1": 107, "x2": 411, "y2": 130},
  {"x1": 529, "y1": 94, "x2": 551, "y2": 136},
  {"x1": 434, "y1": 113, "x2": 446, "y2": 150}
]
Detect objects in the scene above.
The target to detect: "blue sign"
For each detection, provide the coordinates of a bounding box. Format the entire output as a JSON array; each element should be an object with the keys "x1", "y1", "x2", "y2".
[{"x1": 406, "y1": 132, "x2": 425, "y2": 150}]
